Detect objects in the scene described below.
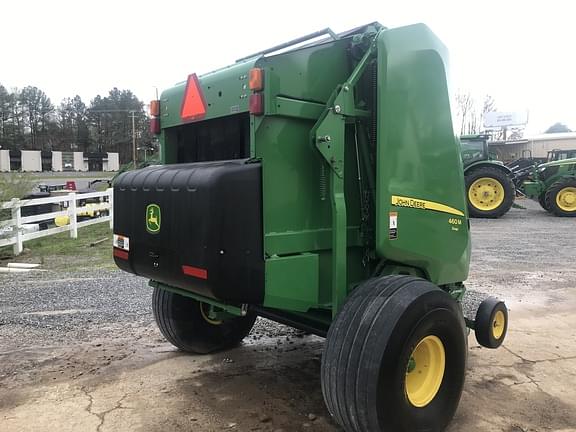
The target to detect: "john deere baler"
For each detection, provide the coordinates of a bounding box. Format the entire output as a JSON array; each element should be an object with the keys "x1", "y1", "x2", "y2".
[{"x1": 113, "y1": 22, "x2": 508, "y2": 432}]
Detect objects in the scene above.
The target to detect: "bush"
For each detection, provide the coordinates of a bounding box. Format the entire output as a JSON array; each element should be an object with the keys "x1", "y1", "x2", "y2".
[
  {"x1": 0, "y1": 173, "x2": 34, "y2": 203},
  {"x1": 0, "y1": 173, "x2": 34, "y2": 222}
]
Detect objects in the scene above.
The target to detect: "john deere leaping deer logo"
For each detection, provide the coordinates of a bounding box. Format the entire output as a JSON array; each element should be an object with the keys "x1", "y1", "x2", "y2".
[{"x1": 146, "y1": 204, "x2": 161, "y2": 234}]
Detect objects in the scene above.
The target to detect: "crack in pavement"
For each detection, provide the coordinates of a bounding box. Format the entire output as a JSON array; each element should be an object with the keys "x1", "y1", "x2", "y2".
[
  {"x1": 502, "y1": 346, "x2": 536, "y2": 364},
  {"x1": 80, "y1": 386, "x2": 130, "y2": 432},
  {"x1": 499, "y1": 347, "x2": 563, "y2": 399},
  {"x1": 476, "y1": 346, "x2": 576, "y2": 400},
  {"x1": 473, "y1": 354, "x2": 576, "y2": 371}
]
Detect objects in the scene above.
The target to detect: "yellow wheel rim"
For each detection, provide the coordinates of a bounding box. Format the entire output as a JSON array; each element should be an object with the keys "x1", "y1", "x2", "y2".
[
  {"x1": 556, "y1": 187, "x2": 576, "y2": 212},
  {"x1": 199, "y1": 303, "x2": 223, "y2": 325},
  {"x1": 468, "y1": 177, "x2": 505, "y2": 211},
  {"x1": 405, "y1": 335, "x2": 446, "y2": 408},
  {"x1": 492, "y1": 310, "x2": 506, "y2": 340}
]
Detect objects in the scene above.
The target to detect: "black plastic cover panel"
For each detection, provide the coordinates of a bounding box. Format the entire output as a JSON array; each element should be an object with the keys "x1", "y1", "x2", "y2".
[{"x1": 113, "y1": 159, "x2": 264, "y2": 304}]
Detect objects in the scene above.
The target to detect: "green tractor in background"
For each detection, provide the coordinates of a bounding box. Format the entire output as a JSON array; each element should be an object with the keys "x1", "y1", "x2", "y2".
[
  {"x1": 520, "y1": 158, "x2": 576, "y2": 216},
  {"x1": 460, "y1": 134, "x2": 516, "y2": 218}
]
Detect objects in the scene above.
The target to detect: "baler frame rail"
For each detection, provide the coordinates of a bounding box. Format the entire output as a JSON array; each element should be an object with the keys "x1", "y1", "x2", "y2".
[{"x1": 236, "y1": 27, "x2": 338, "y2": 62}]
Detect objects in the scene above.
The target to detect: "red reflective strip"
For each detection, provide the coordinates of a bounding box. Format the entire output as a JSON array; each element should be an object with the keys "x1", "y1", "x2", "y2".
[
  {"x1": 180, "y1": 73, "x2": 207, "y2": 121},
  {"x1": 182, "y1": 265, "x2": 208, "y2": 280},
  {"x1": 113, "y1": 248, "x2": 129, "y2": 260}
]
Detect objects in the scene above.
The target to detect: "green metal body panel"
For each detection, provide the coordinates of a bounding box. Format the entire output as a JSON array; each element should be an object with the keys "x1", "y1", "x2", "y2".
[
  {"x1": 159, "y1": 60, "x2": 257, "y2": 130},
  {"x1": 521, "y1": 180, "x2": 543, "y2": 198},
  {"x1": 375, "y1": 25, "x2": 469, "y2": 285},
  {"x1": 265, "y1": 254, "x2": 319, "y2": 312},
  {"x1": 154, "y1": 22, "x2": 470, "y2": 318}
]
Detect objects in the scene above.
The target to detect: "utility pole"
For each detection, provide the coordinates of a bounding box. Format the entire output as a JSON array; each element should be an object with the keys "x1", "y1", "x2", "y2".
[
  {"x1": 130, "y1": 110, "x2": 137, "y2": 168},
  {"x1": 88, "y1": 108, "x2": 140, "y2": 167}
]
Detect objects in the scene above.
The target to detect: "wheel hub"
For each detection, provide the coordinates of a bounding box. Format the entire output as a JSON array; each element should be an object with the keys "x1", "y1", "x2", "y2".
[
  {"x1": 469, "y1": 177, "x2": 505, "y2": 211},
  {"x1": 200, "y1": 303, "x2": 223, "y2": 325},
  {"x1": 556, "y1": 187, "x2": 576, "y2": 212},
  {"x1": 492, "y1": 310, "x2": 505, "y2": 340},
  {"x1": 405, "y1": 335, "x2": 446, "y2": 408}
]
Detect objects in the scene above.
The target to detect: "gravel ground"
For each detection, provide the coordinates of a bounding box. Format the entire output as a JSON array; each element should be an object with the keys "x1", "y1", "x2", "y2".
[
  {"x1": 0, "y1": 198, "x2": 575, "y2": 432},
  {"x1": 0, "y1": 271, "x2": 150, "y2": 344},
  {"x1": 0, "y1": 269, "x2": 301, "y2": 389}
]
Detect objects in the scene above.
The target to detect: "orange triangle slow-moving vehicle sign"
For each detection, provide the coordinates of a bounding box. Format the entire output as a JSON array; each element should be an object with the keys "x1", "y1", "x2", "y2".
[{"x1": 180, "y1": 73, "x2": 207, "y2": 121}]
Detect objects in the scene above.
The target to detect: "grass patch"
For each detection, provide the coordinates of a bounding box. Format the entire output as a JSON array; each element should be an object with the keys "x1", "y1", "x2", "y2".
[{"x1": 0, "y1": 222, "x2": 115, "y2": 270}]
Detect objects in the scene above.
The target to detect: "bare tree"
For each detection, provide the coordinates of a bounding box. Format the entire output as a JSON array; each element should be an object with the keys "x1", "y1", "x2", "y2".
[
  {"x1": 480, "y1": 95, "x2": 497, "y2": 130},
  {"x1": 456, "y1": 91, "x2": 475, "y2": 135}
]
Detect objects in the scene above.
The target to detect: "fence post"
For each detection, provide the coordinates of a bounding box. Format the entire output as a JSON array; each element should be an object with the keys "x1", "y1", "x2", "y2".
[
  {"x1": 107, "y1": 187, "x2": 114, "y2": 229},
  {"x1": 11, "y1": 199, "x2": 23, "y2": 256},
  {"x1": 69, "y1": 192, "x2": 78, "y2": 239}
]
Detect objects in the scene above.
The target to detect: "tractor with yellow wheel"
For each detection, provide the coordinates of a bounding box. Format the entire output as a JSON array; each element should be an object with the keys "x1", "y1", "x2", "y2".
[
  {"x1": 521, "y1": 158, "x2": 576, "y2": 217},
  {"x1": 461, "y1": 135, "x2": 516, "y2": 218}
]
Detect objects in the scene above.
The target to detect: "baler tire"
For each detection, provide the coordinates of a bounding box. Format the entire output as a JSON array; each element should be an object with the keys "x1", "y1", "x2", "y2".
[
  {"x1": 474, "y1": 297, "x2": 508, "y2": 349},
  {"x1": 321, "y1": 275, "x2": 467, "y2": 432},
  {"x1": 152, "y1": 286, "x2": 256, "y2": 354},
  {"x1": 545, "y1": 178, "x2": 576, "y2": 217},
  {"x1": 465, "y1": 167, "x2": 515, "y2": 218}
]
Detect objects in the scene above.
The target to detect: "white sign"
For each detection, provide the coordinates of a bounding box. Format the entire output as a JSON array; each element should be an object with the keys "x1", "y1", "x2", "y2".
[{"x1": 484, "y1": 111, "x2": 528, "y2": 128}]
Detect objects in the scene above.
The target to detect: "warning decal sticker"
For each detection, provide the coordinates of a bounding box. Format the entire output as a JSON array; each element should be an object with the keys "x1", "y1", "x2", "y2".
[{"x1": 389, "y1": 211, "x2": 398, "y2": 240}]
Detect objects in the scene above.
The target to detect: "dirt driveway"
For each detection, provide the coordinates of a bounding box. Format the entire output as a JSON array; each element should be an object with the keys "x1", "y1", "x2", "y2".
[{"x1": 1, "y1": 199, "x2": 575, "y2": 432}]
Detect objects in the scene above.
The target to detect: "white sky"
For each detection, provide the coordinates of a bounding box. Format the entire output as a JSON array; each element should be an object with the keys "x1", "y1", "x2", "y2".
[{"x1": 2, "y1": 0, "x2": 575, "y2": 134}]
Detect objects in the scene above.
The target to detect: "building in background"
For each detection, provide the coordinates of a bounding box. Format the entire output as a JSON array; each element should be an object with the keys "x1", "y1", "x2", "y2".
[
  {"x1": 0, "y1": 150, "x2": 10, "y2": 172},
  {"x1": 489, "y1": 132, "x2": 576, "y2": 162},
  {"x1": 0, "y1": 151, "x2": 120, "y2": 172}
]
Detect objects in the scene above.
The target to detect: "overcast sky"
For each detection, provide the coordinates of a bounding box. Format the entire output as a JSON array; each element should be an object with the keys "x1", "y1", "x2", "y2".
[{"x1": 2, "y1": 0, "x2": 575, "y2": 134}]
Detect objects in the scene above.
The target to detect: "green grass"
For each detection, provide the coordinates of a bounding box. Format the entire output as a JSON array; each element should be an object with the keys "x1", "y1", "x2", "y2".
[{"x1": 0, "y1": 222, "x2": 115, "y2": 270}]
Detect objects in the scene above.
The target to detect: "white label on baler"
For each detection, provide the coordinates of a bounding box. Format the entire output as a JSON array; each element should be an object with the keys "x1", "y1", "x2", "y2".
[
  {"x1": 113, "y1": 234, "x2": 130, "y2": 251},
  {"x1": 389, "y1": 212, "x2": 398, "y2": 240}
]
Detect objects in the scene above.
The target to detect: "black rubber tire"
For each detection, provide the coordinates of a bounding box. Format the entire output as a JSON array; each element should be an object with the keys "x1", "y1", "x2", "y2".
[
  {"x1": 152, "y1": 286, "x2": 256, "y2": 354},
  {"x1": 544, "y1": 178, "x2": 576, "y2": 217},
  {"x1": 465, "y1": 166, "x2": 515, "y2": 218},
  {"x1": 538, "y1": 193, "x2": 550, "y2": 212},
  {"x1": 474, "y1": 297, "x2": 508, "y2": 349},
  {"x1": 321, "y1": 275, "x2": 467, "y2": 432}
]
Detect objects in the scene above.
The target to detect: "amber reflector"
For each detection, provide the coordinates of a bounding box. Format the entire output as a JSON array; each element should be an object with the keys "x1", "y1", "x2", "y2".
[
  {"x1": 249, "y1": 68, "x2": 264, "y2": 91},
  {"x1": 149, "y1": 100, "x2": 160, "y2": 117}
]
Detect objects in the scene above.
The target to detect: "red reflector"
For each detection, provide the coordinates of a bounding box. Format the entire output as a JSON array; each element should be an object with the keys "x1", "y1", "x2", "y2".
[
  {"x1": 180, "y1": 73, "x2": 207, "y2": 121},
  {"x1": 150, "y1": 117, "x2": 160, "y2": 135},
  {"x1": 249, "y1": 93, "x2": 264, "y2": 115},
  {"x1": 113, "y1": 248, "x2": 129, "y2": 260},
  {"x1": 182, "y1": 265, "x2": 208, "y2": 280}
]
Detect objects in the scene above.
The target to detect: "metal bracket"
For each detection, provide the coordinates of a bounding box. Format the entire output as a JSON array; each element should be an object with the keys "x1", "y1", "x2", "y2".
[
  {"x1": 149, "y1": 280, "x2": 246, "y2": 317},
  {"x1": 309, "y1": 32, "x2": 381, "y2": 316}
]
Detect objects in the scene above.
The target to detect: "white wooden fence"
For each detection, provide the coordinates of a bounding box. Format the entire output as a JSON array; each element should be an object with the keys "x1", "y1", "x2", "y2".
[{"x1": 0, "y1": 188, "x2": 113, "y2": 256}]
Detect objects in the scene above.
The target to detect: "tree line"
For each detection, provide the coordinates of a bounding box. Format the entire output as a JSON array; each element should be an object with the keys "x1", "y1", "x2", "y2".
[{"x1": 0, "y1": 84, "x2": 153, "y2": 163}]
